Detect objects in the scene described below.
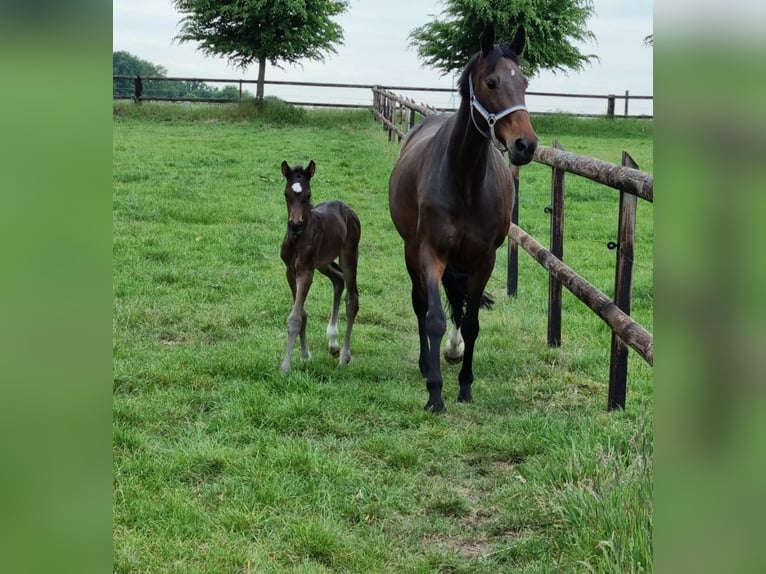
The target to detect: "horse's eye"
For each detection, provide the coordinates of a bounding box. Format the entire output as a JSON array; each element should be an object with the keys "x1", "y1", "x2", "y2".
[{"x1": 486, "y1": 79, "x2": 497, "y2": 90}]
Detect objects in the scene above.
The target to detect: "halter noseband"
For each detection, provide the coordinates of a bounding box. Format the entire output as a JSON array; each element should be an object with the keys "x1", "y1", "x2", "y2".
[{"x1": 469, "y1": 74, "x2": 528, "y2": 152}]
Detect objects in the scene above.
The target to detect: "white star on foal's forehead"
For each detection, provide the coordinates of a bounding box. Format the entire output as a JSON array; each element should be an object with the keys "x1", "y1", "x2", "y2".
[{"x1": 291, "y1": 182, "x2": 303, "y2": 193}]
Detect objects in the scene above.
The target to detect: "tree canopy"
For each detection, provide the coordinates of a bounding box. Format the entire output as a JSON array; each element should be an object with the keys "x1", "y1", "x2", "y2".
[
  {"x1": 172, "y1": 0, "x2": 349, "y2": 99},
  {"x1": 113, "y1": 51, "x2": 167, "y2": 78},
  {"x1": 409, "y1": 0, "x2": 598, "y2": 78},
  {"x1": 112, "y1": 51, "x2": 248, "y2": 101}
]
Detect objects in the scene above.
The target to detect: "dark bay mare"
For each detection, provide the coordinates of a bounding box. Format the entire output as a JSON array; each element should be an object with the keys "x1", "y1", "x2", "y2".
[
  {"x1": 388, "y1": 24, "x2": 538, "y2": 411},
  {"x1": 279, "y1": 160, "x2": 361, "y2": 373}
]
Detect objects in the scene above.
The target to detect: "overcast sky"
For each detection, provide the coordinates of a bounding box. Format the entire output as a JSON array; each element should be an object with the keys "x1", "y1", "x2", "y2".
[{"x1": 113, "y1": 0, "x2": 653, "y2": 115}]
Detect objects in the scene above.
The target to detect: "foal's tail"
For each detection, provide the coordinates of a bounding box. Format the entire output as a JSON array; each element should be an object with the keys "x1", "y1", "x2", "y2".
[{"x1": 441, "y1": 262, "x2": 494, "y2": 325}]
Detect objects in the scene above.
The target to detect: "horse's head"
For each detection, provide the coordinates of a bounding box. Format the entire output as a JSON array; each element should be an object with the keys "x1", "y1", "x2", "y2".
[
  {"x1": 460, "y1": 23, "x2": 538, "y2": 165},
  {"x1": 281, "y1": 160, "x2": 315, "y2": 237}
]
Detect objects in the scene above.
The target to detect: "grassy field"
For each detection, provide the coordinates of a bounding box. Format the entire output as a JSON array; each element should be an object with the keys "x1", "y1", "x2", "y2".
[{"x1": 113, "y1": 100, "x2": 653, "y2": 573}]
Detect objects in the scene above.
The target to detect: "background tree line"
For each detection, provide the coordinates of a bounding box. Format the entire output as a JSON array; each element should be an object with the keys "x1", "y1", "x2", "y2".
[
  {"x1": 113, "y1": 51, "x2": 252, "y2": 100},
  {"x1": 116, "y1": 1, "x2": 649, "y2": 103}
]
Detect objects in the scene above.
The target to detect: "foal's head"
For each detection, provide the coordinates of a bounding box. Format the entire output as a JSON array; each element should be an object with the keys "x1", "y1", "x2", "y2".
[
  {"x1": 458, "y1": 24, "x2": 538, "y2": 165},
  {"x1": 281, "y1": 160, "x2": 315, "y2": 237}
]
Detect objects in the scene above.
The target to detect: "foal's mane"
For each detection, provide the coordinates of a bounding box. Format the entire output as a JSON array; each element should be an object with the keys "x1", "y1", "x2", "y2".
[{"x1": 456, "y1": 44, "x2": 521, "y2": 98}]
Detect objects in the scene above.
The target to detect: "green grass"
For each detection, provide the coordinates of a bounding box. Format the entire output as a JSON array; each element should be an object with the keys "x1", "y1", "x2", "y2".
[{"x1": 114, "y1": 101, "x2": 653, "y2": 573}]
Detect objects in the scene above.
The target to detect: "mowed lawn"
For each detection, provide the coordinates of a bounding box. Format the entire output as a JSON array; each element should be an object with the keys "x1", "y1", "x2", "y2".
[{"x1": 113, "y1": 102, "x2": 653, "y2": 573}]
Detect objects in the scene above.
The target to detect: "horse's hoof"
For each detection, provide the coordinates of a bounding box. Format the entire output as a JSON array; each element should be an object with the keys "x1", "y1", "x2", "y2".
[
  {"x1": 280, "y1": 362, "x2": 291, "y2": 374},
  {"x1": 338, "y1": 351, "x2": 351, "y2": 366},
  {"x1": 424, "y1": 399, "x2": 446, "y2": 413},
  {"x1": 443, "y1": 351, "x2": 463, "y2": 365},
  {"x1": 457, "y1": 393, "x2": 473, "y2": 403},
  {"x1": 300, "y1": 350, "x2": 312, "y2": 362},
  {"x1": 329, "y1": 344, "x2": 340, "y2": 358}
]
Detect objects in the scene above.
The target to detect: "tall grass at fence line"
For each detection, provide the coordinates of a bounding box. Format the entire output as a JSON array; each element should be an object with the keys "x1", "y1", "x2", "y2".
[
  {"x1": 113, "y1": 106, "x2": 653, "y2": 573},
  {"x1": 114, "y1": 97, "x2": 314, "y2": 125}
]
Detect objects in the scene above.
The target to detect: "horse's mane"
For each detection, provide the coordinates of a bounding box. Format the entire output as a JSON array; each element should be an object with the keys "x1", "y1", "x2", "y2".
[{"x1": 457, "y1": 44, "x2": 521, "y2": 98}]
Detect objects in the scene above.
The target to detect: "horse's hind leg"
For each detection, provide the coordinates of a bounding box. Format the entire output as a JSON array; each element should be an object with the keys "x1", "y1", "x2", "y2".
[
  {"x1": 443, "y1": 321, "x2": 465, "y2": 364},
  {"x1": 337, "y1": 252, "x2": 359, "y2": 366},
  {"x1": 441, "y1": 263, "x2": 466, "y2": 364},
  {"x1": 319, "y1": 262, "x2": 344, "y2": 357}
]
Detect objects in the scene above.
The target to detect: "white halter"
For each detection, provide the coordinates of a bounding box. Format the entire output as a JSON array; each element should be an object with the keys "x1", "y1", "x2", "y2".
[{"x1": 468, "y1": 74, "x2": 528, "y2": 152}]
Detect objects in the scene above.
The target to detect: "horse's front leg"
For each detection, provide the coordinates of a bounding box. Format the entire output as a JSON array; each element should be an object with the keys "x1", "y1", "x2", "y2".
[
  {"x1": 457, "y1": 296, "x2": 480, "y2": 402},
  {"x1": 421, "y1": 252, "x2": 447, "y2": 412},
  {"x1": 457, "y1": 266, "x2": 494, "y2": 402},
  {"x1": 280, "y1": 268, "x2": 314, "y2": 373},
  {"x1": 404, "y1": 244, "x2": 429, "y2": 378}
]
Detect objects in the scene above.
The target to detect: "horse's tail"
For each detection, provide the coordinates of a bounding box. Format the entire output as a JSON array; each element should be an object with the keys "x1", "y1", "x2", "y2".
[{"x1": 442, "y1": 263, "x2": 494, "y2": 325}]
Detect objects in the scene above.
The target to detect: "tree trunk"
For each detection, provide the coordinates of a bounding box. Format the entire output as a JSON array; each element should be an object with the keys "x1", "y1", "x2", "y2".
[{"x1": 256, "y1": 57, "x2": 266, "y2": 101}]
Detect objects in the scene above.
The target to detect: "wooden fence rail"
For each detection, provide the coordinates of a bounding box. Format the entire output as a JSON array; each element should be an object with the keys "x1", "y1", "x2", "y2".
[
  {"x1": 506, "y1": 223, "x2": 654, "y2": 366},
  {"x1": 113, "y1": 75, "x2": 652, "y2": 118},
  {"x1": 372, "y1": 88, "x2": 653, "y2": 410}
]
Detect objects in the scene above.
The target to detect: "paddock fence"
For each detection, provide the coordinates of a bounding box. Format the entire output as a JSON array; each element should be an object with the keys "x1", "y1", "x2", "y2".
[
  {"x1": 113, "y1": 75, "x2": 653, "y2": 118},
  {"x1": 372, "y1": 89, "x2": 654, "y2": 411}
]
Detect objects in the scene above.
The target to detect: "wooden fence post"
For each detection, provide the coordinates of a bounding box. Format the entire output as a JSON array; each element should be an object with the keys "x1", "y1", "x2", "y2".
[
  {"x1": 624, "y1": 90, "x2": 629, "y2": 117},
  {"x1": 607, "y1": 95, "x2": 615, "y2": 118},
  {"x1": 133, "y1": 75, "x2": 143, "y2": 104},
  {"x1": 547, "y1": 140, "x2": 565, "y2": 347},
  {"x1": 607, "y1": 151, "x2": 639, "y2": 410},
  {"x1": 507, "y1": 163, "x2": 520, "y2": 296}
]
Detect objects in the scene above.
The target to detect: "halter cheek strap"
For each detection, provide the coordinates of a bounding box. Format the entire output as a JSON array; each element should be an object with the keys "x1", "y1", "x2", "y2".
[{"x1": 469, "y1": 74, "x2": 528, "y2": 152}]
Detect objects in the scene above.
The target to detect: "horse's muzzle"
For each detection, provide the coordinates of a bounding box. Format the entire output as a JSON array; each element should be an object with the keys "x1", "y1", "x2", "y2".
[
  {"x1": 509, "y1": 136, "x2": 537, "y2": 166},
  {"x1": 288, "y1": 220, "x2": 304, "y2": 236}
]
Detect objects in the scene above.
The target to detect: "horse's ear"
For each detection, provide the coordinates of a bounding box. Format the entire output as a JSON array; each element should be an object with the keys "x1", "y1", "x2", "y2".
[
  {"x1": 306, "y1": 160, "x2": 316, "y2": 179},
  {"x1": 509, "y1": 25, "x2": 526, "y2": 57},
  {"x1": 281, "y1": 161, "x2": 290, "y2": 178},
  {"x1": 481, "y1": 23, "x2": 495, "y2": 56}
]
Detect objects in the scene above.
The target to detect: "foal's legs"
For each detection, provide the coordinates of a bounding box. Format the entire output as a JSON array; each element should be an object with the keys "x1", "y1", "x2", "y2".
[
  {"x1": 318, "y1": 262, "x2": 345, "y2": 357},
  {"x1": 337, "y1": 245, "x2": 359, "y2": 367},
  {"x1": 280, "y1": 269, "x2": 314, "y2": 373}
]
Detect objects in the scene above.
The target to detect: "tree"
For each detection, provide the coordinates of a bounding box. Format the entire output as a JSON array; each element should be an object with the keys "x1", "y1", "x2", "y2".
[
  {"x1": 409, "y1": 0, "x2": 598, "y2": 78},
  {"x1": 113, "y1": 51, "x2": 168, "y2": 77},
  {"x1": 113, "y1": 51, "x2": 168, "y2": 97},
  {"x1": 112, "y1": 51, "x2": 248, "y2": 101},
  {"x1": 172, "y1": 0, "x2": 349, "y2": 101}
]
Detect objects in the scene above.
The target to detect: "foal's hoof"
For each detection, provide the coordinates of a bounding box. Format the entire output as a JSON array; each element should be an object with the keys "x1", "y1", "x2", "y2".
[
  {"x1": 328, "y1": 344, "x2": 340, "y2": 358},
  {"x1": 338, "y1": 351, "x2": 351, "y2": 366},
  {"x1": 424, "y1": 398, "x2": 446, "y2": 413}
]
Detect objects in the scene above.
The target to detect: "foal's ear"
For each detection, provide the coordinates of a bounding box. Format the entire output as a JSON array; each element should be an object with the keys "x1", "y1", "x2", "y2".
[
  {"x1": 509, "y1": 25, "x2": 526, "y2": 57},
  {"x1": 481, "y1": 23, "x2": 495, "y2": 57},
  {"x1": 306, "y1": 160, "x2": 316, "y2": 179},
  {"x1": 281, "y1": 161, "x2": 290, "y2": 178}
]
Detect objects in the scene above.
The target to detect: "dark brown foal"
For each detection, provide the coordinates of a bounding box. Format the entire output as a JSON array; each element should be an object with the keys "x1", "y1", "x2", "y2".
[{"x1": 279, "y1": 160, "x2": 361, "y2": 373}]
